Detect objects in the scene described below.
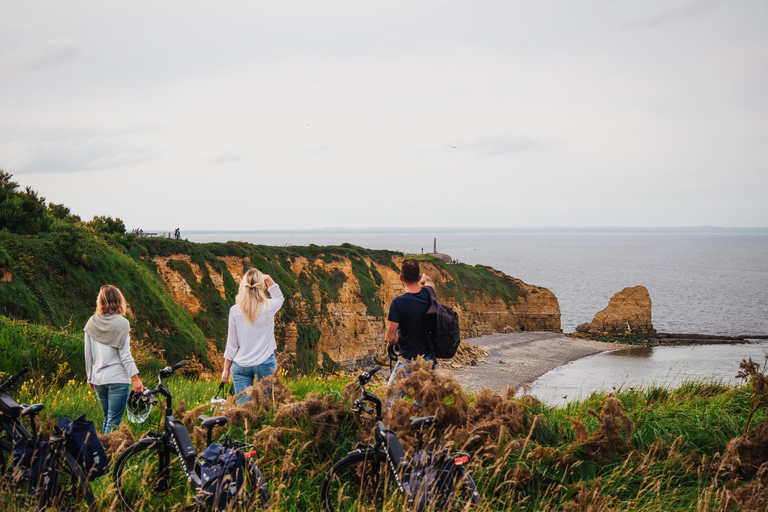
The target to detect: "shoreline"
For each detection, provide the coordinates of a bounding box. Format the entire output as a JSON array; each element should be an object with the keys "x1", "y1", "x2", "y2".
[{"x1": 443, "y1": 331, "x2": 631, "y2": 393}]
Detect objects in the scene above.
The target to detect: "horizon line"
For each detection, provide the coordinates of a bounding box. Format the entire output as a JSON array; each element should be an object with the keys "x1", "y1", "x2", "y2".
[{"x1": 171, "y1": 226, "x2": 768, "y2": 234}]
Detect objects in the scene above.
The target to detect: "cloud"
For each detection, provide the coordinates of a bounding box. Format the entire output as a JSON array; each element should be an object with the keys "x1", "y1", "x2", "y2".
[
  {"x1": 459, "y1": 135, "x2": 559, "y2": 157},
  {"x1": 2, "y1": 38, "x2": 83, "y2": 72},
  {"x1": 622, "y1": 0, "x2": 732, "y2": 30},
  {"x1": 294, "y1": 144, "x2": 330, "y2": 159},
  {"x1": 209, "y1": 149, "x2": 252, "y2": 165},
  {"x1": 1, "y1": 138, "x2": 162, "y2": 174}
]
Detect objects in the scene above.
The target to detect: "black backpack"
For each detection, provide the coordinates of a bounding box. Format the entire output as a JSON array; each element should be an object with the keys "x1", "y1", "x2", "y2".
[
  {"x1": 54, "y1": 414, "x2": 109, "y2": 481},
  {"x1": 423, "y1": 286, "x2": 461, "y2": 359},
  {"x1": 408, "y1": 450, "x2": 456, "y2": 511},
  {"x1": 11, "y1": 437, "x2": 59, "y2": 506},
  {"x1": 197, "y1": 443, "x2": 246, "y2": 511}
]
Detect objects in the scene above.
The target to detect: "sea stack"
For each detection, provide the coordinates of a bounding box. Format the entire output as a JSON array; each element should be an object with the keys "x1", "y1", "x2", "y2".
[{"x1": 583, "y1": 285, "x2": 655, "y2": 335}]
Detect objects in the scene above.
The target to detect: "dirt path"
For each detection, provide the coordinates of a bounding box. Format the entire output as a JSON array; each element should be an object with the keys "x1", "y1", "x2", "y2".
[{"x1": 441, "y1": 332, "x2": 626, "y2": 393}]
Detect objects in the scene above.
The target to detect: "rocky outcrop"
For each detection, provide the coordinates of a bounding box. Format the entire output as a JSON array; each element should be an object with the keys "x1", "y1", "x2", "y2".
[
  {"x1": 152, "y1": 252, "x2": 561, "y2": 369},
  {"x1": 585, "y1": 285, "x2": 655, "y2": 335}
]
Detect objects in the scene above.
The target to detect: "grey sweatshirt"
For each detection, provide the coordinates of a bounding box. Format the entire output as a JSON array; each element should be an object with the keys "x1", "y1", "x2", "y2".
[{"x1": 84, "y1": 332, "x2": 139, "y2": 386}]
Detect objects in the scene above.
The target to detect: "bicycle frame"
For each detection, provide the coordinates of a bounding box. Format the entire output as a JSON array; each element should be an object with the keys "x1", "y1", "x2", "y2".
[{"x1": 139, "y1": 361, "x2": 203, "y2": 487}]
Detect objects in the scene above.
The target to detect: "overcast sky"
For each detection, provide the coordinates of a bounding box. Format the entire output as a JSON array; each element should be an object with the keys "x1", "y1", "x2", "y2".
[{"x1": 1, "y1": 1, "x2": 766, "y2": 230}]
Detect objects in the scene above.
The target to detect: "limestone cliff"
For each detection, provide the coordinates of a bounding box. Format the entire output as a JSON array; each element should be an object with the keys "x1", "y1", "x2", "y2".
[
  {"x1": 585, "y1": 285, "x2": 655, "y2": 335},
  {"x1": 150, "y1": 250, "x2": 561, "y2": 369}
]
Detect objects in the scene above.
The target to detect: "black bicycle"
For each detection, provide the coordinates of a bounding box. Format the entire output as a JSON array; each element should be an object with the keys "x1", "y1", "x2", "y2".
[
  {"x1": 320, "y1": 365, "x2": 481, "y2": 512},
  {"x1": 112, "y1": 360, "x2": 270, "y2": 511},
  {"x1": 0, "y1": 367, "x2": 96, "y2": 511}
]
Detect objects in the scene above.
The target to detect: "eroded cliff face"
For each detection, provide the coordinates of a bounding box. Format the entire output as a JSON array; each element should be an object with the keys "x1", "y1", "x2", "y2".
[{"x1": 152, "y1": 254, "x2": 561, "y2": 368}]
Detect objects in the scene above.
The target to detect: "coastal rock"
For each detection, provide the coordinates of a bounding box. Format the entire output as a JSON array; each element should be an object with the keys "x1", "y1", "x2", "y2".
[{"x1": 587, "y1": 285, "x2": 655, "y2": 335}]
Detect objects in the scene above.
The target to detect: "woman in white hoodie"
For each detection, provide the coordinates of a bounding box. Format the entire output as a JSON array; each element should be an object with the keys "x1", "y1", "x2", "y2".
[{"x1": 84, "y1": 285, "x2": 145, "y2": 433}]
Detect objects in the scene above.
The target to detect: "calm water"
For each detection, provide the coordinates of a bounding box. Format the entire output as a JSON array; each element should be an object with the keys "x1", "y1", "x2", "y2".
[
  {"x1": 530, "y1": 340, "x2": 768, "y2": 407},
  {"x1": 187, "y1": 230, "x2": 768, "y2": 336}
]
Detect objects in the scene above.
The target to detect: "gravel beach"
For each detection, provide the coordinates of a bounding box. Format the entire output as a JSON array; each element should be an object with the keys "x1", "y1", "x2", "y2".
[{"x1": 443, "y1": 332, "x2": 627, "y2": 393}]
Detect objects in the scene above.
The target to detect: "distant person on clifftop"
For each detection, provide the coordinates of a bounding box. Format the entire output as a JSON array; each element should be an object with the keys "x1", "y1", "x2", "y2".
[
  {"x1": 385, "y1": 259, "x2": 435, "y2": 388},
  {"x1": 84, "y1": 285, "x2": 145, "y2": 433},
  {"x1": 221, "y1": 269, "x2": 285, "y2": 404}
]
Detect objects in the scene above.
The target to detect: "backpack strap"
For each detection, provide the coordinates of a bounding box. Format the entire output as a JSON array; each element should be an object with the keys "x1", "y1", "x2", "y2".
[{"x1": 422, "y1": 286, "x2": 439, "y2": 360}]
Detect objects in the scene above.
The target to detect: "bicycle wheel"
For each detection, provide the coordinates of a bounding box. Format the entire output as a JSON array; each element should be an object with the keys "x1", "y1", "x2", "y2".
[
  {"x1": 113, "y1": 439, "x2": 191, "y2": 512},
  {"x1": 321, "y1": 451, "x2": 403, "y2": 512},
  {"x1": 51, "y1": 449, "x2": 96, "y2": 512},
  {"x1": 442, "y1": 465, "x2": 481, "y2": 511},
  {"x1": 0, "y1": 437, "x2": 11, "y2": 477},
  {"x1": 227, "y1": 459, "x2": 270, "y2": 510}
]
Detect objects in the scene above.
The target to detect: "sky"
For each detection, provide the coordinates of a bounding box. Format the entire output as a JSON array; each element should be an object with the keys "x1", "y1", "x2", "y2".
[{"x1": 1, "y1": 0, "x2": 767, "y2": 230}]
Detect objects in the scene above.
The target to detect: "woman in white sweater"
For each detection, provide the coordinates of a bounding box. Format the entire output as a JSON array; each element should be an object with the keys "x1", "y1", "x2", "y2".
[
  {"x1": 84, "y1": 285, "x2": 145, "y2": 433},
  {"x1": 221, "y1": 269, "x2": 284, "y2": 404}
]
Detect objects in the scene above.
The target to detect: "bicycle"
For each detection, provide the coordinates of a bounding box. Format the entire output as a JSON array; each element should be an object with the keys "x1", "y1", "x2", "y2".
[
  {"x1": 0, "y1": 367, "x2": 96, "y2": 511},
  {"x1": 320, "y1": 365, "x2": 481, "y2": 512},
  {"x1": 112, "y1": 360, "x2": 270, "y2": 511}
]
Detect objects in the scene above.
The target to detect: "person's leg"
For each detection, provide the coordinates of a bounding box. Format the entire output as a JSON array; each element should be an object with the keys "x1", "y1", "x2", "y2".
[
  {"x1": 104, "y1": 383, "x2": 131, "y2": 433},
  {"x1": 387, "y1": 360, "x2": 408, "y2": 388},
  {"x1": 254, "y1": 354, "x2": 277, "y2": 381},
  {"x1": 231, "y1": 362, "x2": 256, "y2": 404},
  {"x1": 94, "y1": 385, "x2": 110, "y2": 433}
]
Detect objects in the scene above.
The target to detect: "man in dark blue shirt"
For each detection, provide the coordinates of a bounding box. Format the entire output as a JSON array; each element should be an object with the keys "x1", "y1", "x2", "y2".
[{"x1": 385, "y1": 259, "x2": 435, "y2": 386}]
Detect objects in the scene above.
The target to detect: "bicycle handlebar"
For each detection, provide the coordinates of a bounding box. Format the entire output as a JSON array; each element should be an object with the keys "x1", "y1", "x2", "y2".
[
  {"x1": 159, "y1": 360, "x2": 187, "y2": 378},
  {"x1": 353, "y1": 366, "x2": 383, "y2": 420},
  {"x1": 0, "y1": 367, "x2": 29, "y2": 393},
  {"x1": 359, "y1": 365, "x2": 381, "y2": 386}
]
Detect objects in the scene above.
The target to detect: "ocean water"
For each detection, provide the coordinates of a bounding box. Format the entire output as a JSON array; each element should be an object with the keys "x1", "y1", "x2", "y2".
[
  {"x1": 186, "y1": 230, "x2": 768, "y2": 336},
  {"x1": 531, "y1": 340, "x2": 768, "y2": 407}
]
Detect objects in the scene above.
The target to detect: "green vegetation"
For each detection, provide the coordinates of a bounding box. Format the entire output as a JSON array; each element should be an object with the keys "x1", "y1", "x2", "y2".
[
  {"x1": 1, "y1": 173, "x2": 539, "y2": 377},
  {"x1": 410, "y1": 255, "x2": 527, "y2": 308},
  {"x1": 1, "y1": 350, "x2": 766, "y2": 511}
]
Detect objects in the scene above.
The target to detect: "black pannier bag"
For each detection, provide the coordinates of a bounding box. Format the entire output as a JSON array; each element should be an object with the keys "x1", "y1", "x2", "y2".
[
  {"x1": 408, "y1": 450, "x2": 457, "y2": 512},
  {"x1": 54, "y1": 414, "x2": 108, "y2": 480},
  {"x1": 11, "y1": 437, "x2": 59, "y2": 506},
  {"x1": 423, "y1": 286, "x2": 461, "y2": 359},
  {"x1": 197, "y1": 443, "x2": 246, "y2": 511}
]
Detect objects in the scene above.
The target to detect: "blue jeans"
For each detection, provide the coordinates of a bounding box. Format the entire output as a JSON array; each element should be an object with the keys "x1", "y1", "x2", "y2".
[
  {"x1": 387, "y1": 355, "x2": 434, "y2": 389},
  {"x1": 94, "y1": 383, "x2": 131, "y2": 434},
  {"x1": 231, "y1": 354, "x2": 277, "y2": 404}
]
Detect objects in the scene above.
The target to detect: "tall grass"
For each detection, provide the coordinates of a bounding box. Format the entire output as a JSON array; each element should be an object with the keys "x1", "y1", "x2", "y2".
[{"x1": 2, "y1": 356, "x2": 766, "y2": 511}]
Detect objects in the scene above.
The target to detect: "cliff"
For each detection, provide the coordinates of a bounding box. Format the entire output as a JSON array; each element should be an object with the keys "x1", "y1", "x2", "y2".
[
  {"x1": 148, "y1": 244, "x2": 561, "y2": 370},
  {"x1": 0, "y1": 173, "x2": 560, "y2": 374}
]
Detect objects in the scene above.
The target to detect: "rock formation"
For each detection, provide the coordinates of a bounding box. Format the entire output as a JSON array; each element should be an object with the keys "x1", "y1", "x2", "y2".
[{"x1": 585, "y1": 285, "x2": 655, "y2": 335}]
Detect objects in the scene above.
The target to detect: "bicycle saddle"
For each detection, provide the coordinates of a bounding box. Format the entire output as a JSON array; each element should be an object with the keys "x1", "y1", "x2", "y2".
[
  {"x1": 409, "y1": 416, "x2": 438, "y2": 429},
  {"x1": 198, "y1": 415, "x2": 228, "y2": 429},
  {"x1": 21, "y1": 403, "x2": 45, "y2": 417}
]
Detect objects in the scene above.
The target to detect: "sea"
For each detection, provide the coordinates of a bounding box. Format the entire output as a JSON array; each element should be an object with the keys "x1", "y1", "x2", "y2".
[{"x1": 185, "y1": 229, "x2": 768, "y2": 403}]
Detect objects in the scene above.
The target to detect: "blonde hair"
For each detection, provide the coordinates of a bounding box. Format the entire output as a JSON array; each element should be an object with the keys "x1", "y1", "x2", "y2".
[
  {"x1": 236, "y1": 269, "x2": 268, "y2": 324},
  {"x1": 96, "y1": 284, "x2": 127, "y2": 315}
]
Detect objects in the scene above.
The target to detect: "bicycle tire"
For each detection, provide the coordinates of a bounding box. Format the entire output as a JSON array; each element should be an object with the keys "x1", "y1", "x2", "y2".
[
  {"x1": 113, "y1": 439, "x2": 190, "y2": 512},
  {"x1": 321, "y1": 450, "x2": 403, "y2": 512},
  {"x1": 52, "y1": 449, "x2": 96, "y2": 512},
  {"x1": 443, "y1": 465, "x2": 481, "y2": 511},
  {"x1": 0, "y1": 438, "x2": 95, "y2": 512},
  {"x1": 226, "y1": 459, "x2": 270, "y2": 510},
  {"x1": 0, "y1": 437, "x2": 12, "y2": 477}
]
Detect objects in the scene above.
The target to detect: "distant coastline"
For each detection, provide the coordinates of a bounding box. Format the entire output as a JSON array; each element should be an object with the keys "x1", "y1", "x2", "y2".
[{"x1": 179, "y1": 226, "x2": 768, "y2": 235}]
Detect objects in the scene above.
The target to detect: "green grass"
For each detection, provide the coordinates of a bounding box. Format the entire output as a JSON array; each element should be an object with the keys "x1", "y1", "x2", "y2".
[{"x1": 1, "y1": 363, "x2": 765, "y2": 511}]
